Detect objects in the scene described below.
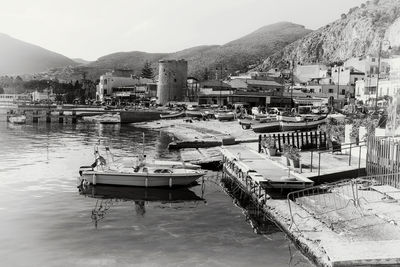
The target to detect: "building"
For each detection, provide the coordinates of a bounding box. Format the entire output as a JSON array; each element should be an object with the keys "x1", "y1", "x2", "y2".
[
  {"x1": 197, "y1": 81, "x2": 233, "y2": 106},
  {"x1": 331, "y1": 66, "x2": 365, "y2": 86},
  {"x1": 294, "y1": 64, "x2": 329, "y2": 83},
  {"x1": 31, "y1": 88, "x2": 56, "y2": 102},
  {"x1": 354, "y1": 57, "x2": 400, "y2": 104},
  {"x1": 157, "y1": 60, "x2": 188, "y2": 105},
  {"x1": 96, "y1": 70, "x2": 154, "y2": 101}
]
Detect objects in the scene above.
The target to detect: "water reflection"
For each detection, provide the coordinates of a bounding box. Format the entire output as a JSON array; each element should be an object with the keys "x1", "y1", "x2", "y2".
[{"x1": 80, "y1": 185, "x2": 205, "y2": 228}]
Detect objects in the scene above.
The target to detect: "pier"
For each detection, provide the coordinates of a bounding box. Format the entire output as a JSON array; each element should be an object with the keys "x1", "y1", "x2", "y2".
[{"x1": 6, "y1": 105, "x2": 117, "y2": 124}]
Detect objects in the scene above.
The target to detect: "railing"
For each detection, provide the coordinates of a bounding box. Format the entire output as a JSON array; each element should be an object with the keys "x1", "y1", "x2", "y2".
[
  {"x1": 310, "y1": 141, "x2": 367, "y2": 176},
  {"x1": 287, "y1": 172, "x2": 400, "y2": 231},
  {"x1": 258, "y1": 131, "x2": 327, "y2": 153}
]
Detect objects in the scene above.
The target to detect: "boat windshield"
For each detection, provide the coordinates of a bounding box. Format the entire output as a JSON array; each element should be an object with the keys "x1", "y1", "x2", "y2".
[{"x1": 154, "y1": 169, "x2": 173, "y2": 174}]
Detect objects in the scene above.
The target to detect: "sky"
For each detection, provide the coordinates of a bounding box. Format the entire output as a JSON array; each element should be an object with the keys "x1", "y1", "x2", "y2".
[{"x1": 0, "y1": 0, "x2": 366, "y2": 61}]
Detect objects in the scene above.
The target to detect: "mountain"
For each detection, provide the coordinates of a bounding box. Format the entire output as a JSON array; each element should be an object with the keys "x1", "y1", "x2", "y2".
[
  {"x1": 0, "y1": 33, "x2": 76, "y2": 75},
  {"x1": 84, "y1": 22, "x2": 311, "y2": 80},
  {"x1": 256, "y1": 0, "x2": 400, "y2": 71},
  {"x1": 72, "y1": 58, "x2": 92, "y2": 65}
]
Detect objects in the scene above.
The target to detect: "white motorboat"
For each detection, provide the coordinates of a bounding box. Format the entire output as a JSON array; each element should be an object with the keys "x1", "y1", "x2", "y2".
[
  {"x1": 8, "y1": 114, "x2": 26, "y2": 124},
  {"x1": 79, "y1": 142, "x2": 205, "y2": 187},
  {"x1": 80, "y1": 165, "x2": 205, "y2": 187}
]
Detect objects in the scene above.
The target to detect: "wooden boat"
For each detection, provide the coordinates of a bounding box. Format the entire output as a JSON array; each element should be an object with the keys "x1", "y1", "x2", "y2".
[
  {"x1": 98, "y1": 113, "x2": 120, "y2": 124},
  {"x1": 8, "y1": 114, "x2": 26, "y2": 124},
  {"x1": 254, "y1": 113, "x2": 270, "y2": 121},
  {"x1": 185, "y1": 110, "x2": 204, "y2": 118},
  {"x1": 277, "y1": 115, "x2": 304, "y2": 122},
  {"x1": 251, "y1": 121, "x2": 281, "y2": 133},
  {"x1": 280, "y1": 116, "x2": 326, "y2": 132},
  {"x1": 120, "y1": 109, "x2": 168, "y2": 123},
  {"x1": 215, "y1": 110, "x2": 235, "y2": 121},
  {"x1": 160, "y1": 111, "x2": 185, "y2": 119}
]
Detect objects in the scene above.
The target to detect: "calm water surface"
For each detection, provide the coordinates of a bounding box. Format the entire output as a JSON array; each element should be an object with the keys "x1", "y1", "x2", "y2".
[{"x1": 0, "y1": 121, "x2": 312, "y2": 267}]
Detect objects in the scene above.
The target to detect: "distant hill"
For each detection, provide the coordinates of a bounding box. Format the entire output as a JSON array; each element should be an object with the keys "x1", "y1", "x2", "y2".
[
  {"x1": 0, "y1": 33, "x2": 76, "y2": 75},
  {"x1": 256, "y1": 0, "x2": 400, "y2": 70},
  {"x1": 72, "y1": 58, "x2": 92, "y2": 65},
  {"x1": 82, "y1": 22, "x2": 311, "y2": 80}
]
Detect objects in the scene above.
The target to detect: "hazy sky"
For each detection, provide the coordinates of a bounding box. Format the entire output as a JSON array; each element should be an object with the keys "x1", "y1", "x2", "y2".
[{"x1": 0, "y1": 0, "x2": 366, "y2": 61}]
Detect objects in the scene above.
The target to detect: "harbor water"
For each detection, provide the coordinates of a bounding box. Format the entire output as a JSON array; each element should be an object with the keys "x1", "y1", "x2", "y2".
[{"x1": 0, "y1": 121, "x2": 312, "y2": 266}]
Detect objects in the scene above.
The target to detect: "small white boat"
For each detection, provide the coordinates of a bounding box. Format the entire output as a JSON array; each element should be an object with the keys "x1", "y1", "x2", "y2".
[
  {"x1": 80, "y1": 165, "x2": 205, "y2": 187},
  {"x1": 8, "y1": 114, "x2": 26, "y2": 124},
  {"x1": 79, "y1": 142, "x2": 205, "y2": 187},
  {"x1": 215, "y1": 110, "x2": 235, "y2": 121}
]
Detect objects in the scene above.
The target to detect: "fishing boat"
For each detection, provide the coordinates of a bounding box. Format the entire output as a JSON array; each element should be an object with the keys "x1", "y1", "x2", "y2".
[
  {"x1": 7, "y1": 114, "x2": 26, "y2": 124},
  {"x1": 251, "y1": 120, "x2": 281, "y2": 133},
  {"x1": 185, "y1": 110, "x2": 204, "y2": 118},
  {"x1": 160, "y1": 111, "x2": 185, "y2": 119},
  {"x1": 98, "y1": 113, "x2": 120, "y2": 124},
  {"x1": 277, "y1": 115, "x2": 304, "y2": 122},
  {"x1": 119, "y1": 109, "x2": 168, "y2": 123},
  {"x1": 280, "y1": 116, "x2": 326, "y2": 132},
  {"x1": 215, "y1": 110, "x2": 235, "y2": 121}
]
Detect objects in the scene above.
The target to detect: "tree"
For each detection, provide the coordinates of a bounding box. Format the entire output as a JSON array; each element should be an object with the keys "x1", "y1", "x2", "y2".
[{"x1": 141, "y1": 61, "x2": 154, "y2": 79}]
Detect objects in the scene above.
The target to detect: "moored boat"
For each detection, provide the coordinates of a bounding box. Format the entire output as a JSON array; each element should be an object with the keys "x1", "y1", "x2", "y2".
[
  {"x1": 215, "y1": 110, "x2": 235, "y2": 121},
  {"x1": 251, "y1": 120, "x2": 281, "y2": 133},
  {"x1": 277, "y1": 115, "x2": 304, "y2": 122},
  {"x1": 120, "y1": 109, "x2": 168, "y2": 123},
  {"x1": 80, "y1": 166, "x2": 205, "y2": 187},
  {"x1": 280, "y1": 116, "x2": 326, "y2": 132},
  {"x1": 160, "y1": 111, "x2": 185, "y2": 119},
  {"x1": 7, "y1": 114, "x2": 26, "y2": 124}
]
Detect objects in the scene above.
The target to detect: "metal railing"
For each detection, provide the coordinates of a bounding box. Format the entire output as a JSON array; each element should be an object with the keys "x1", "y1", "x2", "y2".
[
  {"x1": 287, "y1": 172, "x2": 400, "y2": 231},
  {"x1": 308, "y1": 141, "x2": 366, "y2": 176}
]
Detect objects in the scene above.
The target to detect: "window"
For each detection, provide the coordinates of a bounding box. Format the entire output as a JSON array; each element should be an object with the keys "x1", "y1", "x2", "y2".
[
  {"x1": 372, "y1": 58, "x2": 376, "y2": 62},
  {"x1": 341, "y1": 89, "x2": 346, "y2": 95},
  {"x1": 328, "y1": 89, "x2": 334, "y2": 93},
  {"x1": 309, "y1": 89, "x2": 315, "y2": 93},
  {"x1": 103, "y1": 89, "x2": 107, "y2": 95},
  {"x1": 103, "y1": 79, "x2": 107, "y2": 85}
]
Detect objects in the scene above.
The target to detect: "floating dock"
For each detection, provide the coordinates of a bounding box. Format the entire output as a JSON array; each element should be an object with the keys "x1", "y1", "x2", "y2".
[{"x1": 221, "y1": 144, "x2": 313, "y2": 190}]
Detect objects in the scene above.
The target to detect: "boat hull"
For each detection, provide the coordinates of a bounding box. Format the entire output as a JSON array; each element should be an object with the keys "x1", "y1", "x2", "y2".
[
  {"x1": 81, "y1": 171, "x2": 204, "y2": 187},
  {"x1": 160, "y1": 111, "x2": 185, "y2": 119},
  {"x1": 280, "y1": 118, "x2": 326, "y2": 132},
  {"x1": 252, "y1": 121, "x2": 281, "y2": 133},
  {"x1": 120, "y1": 110, "x2": 166, "y2": 124},
  {"x1": 215, "y1": 114, "x2": 235, "y2": 121}
]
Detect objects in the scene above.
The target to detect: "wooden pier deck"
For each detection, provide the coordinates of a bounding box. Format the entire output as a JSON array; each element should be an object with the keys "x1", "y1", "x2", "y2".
[{"x1": 221, "y1": 145, "x2": 313, "y2": 190}]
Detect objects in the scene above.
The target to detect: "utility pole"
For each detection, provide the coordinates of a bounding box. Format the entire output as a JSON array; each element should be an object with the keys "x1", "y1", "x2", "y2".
[
  {"x1": 216, "y1": 64, "x2": 227, "y2": 107},
  {"x1": 291, "y1": 59, "x2": 295, "y2": 109},
  {"x1": 375, "y1": 39, "x2": 391, "y2": 113}
]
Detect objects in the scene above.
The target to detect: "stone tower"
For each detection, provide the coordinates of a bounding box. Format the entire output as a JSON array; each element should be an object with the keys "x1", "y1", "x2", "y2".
[{"x1": 157, "y1": 59, "x2": 188, "y2": 105}]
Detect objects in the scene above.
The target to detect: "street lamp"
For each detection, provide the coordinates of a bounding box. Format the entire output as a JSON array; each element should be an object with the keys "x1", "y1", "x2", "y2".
[
  {"x1": 375, "y1": 39, "x2": 391, "y2": 113},
  {"x1": 216, "y1": 65, "x2": 228, "y2": 107}
]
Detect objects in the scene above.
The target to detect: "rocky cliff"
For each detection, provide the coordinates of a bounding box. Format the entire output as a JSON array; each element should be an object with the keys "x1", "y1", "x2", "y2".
[{"x1": 256, "y1": 0, "x2": 400, "y2": 70}]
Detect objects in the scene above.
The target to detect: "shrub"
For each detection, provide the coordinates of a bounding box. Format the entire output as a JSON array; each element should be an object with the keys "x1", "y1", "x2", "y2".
[{"x1": 283, "y1": 144, "x2": 301, "y2": 160}]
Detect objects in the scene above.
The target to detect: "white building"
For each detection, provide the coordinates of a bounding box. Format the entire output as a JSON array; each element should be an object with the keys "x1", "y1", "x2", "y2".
[
  {"x1": 294, "y1": 64, "x2": 329, "y2": 83},
  {"x1": 96, "y1": 71, "x2": 154, "y2": 101}
]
